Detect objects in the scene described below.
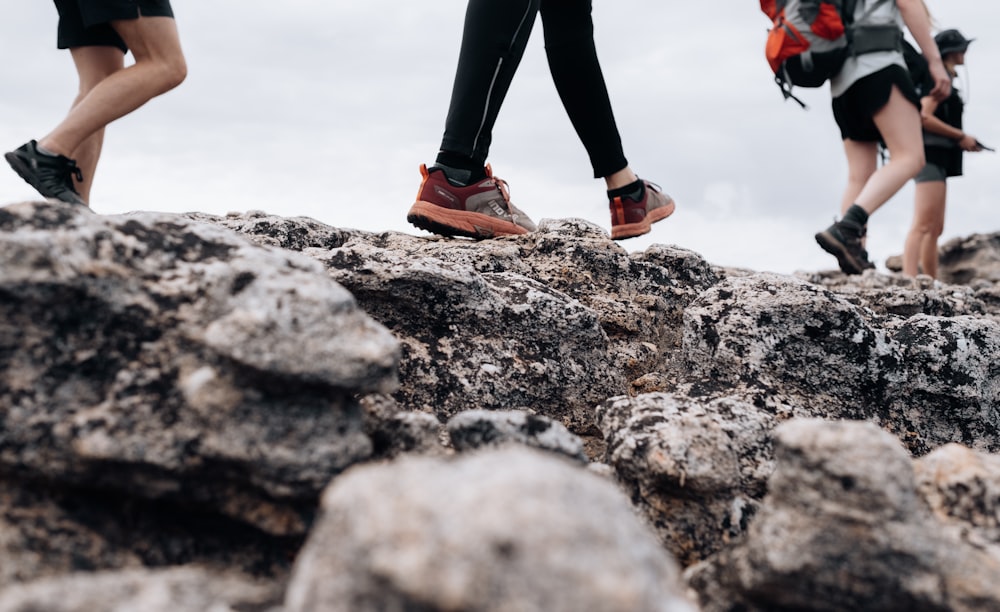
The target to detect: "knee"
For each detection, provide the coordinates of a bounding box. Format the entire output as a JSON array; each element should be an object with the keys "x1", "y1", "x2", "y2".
[
  {"x1": 903, "y1": 150, "x2": 926, "y2": 179},
  {"x1": 911, "y1": 218, "x2": 943, "y2": 237},
  {"x1": 160, "y1": 55, "x2": 187, "y2": 91},
  {"x1": 148, "y1": 54, "x2": 187, "y2": 94}
]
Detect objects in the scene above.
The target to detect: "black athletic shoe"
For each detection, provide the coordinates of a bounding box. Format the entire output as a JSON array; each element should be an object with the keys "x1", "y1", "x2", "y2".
[
  {"x1": 5, "y1": 140, "x2": 86, "y2": 206},
  {"x1": 815, "y1": 219, "x2": 872, "y2": 275}
]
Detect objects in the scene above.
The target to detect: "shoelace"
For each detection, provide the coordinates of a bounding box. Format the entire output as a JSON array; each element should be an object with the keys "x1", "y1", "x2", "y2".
[
  {"x1": 65, "y1": 160, "x2": 83, "y2": 184},
  {"x1": 484, "y1": 164, "x2": 516, "y2": 218}
]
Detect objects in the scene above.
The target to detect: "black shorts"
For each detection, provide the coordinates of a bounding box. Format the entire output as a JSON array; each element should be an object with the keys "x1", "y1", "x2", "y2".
[
  {"x1": 831, "y1": 65, "x2": 921, "y2": 142},
  {"x1": 54, "y1": 0, "x2": 175, "y2": 54}
]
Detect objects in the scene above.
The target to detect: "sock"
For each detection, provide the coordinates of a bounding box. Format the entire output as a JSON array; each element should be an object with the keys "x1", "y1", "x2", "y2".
[
  {"x1": 843, "y1": 204, "x2": 870, "y2": 227},
  {"x1": 34, "y1": 143, "x2": 59, "y2": 157},
  {"x1": 607, "y1": 179, "x2": 645, "y2": 202},
  {"x1": 434, "y1": 151, "x2": 487, "y2": 186}
]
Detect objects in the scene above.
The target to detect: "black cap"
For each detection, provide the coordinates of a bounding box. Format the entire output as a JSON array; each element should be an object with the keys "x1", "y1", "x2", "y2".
[{"x1": 935, "y1": 29, "x2": 974, "y2": 56}]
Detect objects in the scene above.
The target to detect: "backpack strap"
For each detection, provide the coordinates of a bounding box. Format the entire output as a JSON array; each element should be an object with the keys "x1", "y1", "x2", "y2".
[
  {"x1": 776, "y1": 69, "x2": 809, "y2": 109},
  {"x1": 843, "y1": 0, "x2": 891, "y2": 27},
  {"x1": 846, "y1": 0, "x2": 901, "y2": 55}
]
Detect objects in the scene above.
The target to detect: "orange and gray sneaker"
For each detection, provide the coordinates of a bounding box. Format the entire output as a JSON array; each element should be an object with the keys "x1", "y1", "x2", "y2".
[
  {"x1": 407, "y1": 164, "x2": 537, "y2": 239},
  {"x1": 609, "y1": 180, "x2": 675, "y2": 240}
]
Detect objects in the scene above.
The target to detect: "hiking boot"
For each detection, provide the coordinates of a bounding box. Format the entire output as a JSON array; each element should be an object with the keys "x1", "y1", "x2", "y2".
[
  {"x1": 407, "y1": 164, "x2": 536, "y2": 239},
  {"x1": 859, "y1": 248, "x2": 876, "y2": 271},
  {"x1": 5, "y1": 140, "x2": 87, "y2": 206},
  {"x1": 815, "y1": 219, "x2": 873, "y2": 274},
  {"x1": 610, "y1": 180, "x2": 675, "y2": 240}
]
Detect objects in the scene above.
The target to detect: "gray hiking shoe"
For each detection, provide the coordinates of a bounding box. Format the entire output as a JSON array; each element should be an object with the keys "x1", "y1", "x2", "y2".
[
  {"x1": 815, "y1": 219, "x2": 874, "y2": 274},
  {"x1": 5, "y1": 140, "x2": 86, "y2": 206}
]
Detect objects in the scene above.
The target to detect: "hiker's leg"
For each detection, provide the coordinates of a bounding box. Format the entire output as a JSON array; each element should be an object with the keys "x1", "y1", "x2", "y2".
[
  {"x1": 66, "y1": 45, "x2": 126, "y2": 201},
  {"x1": 852, "y1": 86, "x2": 925, "y2": 215},
  {"x1": 902, "y1": 179, "x2": 946, "y2": 277},
  {"x1": 540, "y1": 0, "x2": 629, "y2": 181},
  {"x1": 439, "y1": 0, "x2": 540, "y2": 166},
  {"x1": 839, "y1": 139, "x2": 878, "y2": 216},
  {"x1": 38, "y1": 15, "x2": 186, "y2": 158}
]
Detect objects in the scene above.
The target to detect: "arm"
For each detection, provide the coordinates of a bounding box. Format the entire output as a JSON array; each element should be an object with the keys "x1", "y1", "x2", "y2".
[
  {"x1": 898, "y1": 0, "x2": 950, "y2": 100},
  {"x1": 919, "y1": 96, "x2": 981, "y2": 150}
]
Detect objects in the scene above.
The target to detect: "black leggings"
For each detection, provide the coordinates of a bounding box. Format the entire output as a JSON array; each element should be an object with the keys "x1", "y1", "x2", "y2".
[{"x1": 440, "y1": 0, "x2": 628, "y2": 178}]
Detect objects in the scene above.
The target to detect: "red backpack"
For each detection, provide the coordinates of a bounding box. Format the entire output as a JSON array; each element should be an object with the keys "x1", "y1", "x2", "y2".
[{"x1": 761, "y1": 0, "x2": 895, "y2": 107}]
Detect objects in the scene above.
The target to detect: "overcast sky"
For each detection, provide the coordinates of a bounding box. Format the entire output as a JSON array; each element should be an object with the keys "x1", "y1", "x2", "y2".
[{"x1": 1, "y1": 1, "x2": 996, "y2": 274}]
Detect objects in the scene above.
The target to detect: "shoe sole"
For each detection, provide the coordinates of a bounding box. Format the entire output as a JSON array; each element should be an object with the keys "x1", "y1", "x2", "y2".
[
  {"x1": 5, "y1": 152, "x2": 86, "y2": 206},
  {"x1": 407, "y1": 201, "x2": 529, "y2": 240},
  {"x1": 611, "y1": 199, "x2": 676, "y2": 240},
  {"x1": 815, "y1": 230, "x2": 864, "y2": 274}
]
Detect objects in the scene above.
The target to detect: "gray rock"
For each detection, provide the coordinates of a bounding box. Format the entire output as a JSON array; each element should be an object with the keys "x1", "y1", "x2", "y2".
[
  {"x1": 215, "y1": 212, "x2": 719, "y2": 437},
  {"x1": 0, "y1": 477, "x2": 299, "y2": 590},
  {"x1": 284, "y1": 447, "x2": 696, "y2": 612},
  {"x1": 883, "y1": 314, "x2": 1000, "y2": 453},
  {"x1": 361, "y1": 394, "x2": 445, "y2": 459},
  {"x1": 690, "y1": 419, "x2": 1000, "y2": 612},
  {"x1": 682, "y1": 273, "x2": 890, "y2": 415},
  {"x1": 681, "y1": 273, "x2": 1000, "y2": 454},
  {"x1": 938, "y1": 233, "x2": 1000, "y2": 285},
  {"x1": 598, "y1": 393, "x2": 775, "y2": 565},
  {"x1": 447, "y1": 409, "x2": 587, "y2": 462},
  {"x1": 0, "y1": 567, "x2": 282, "y2": 612},
  {"x1": 313, "y1": 236, "x2": 623, "y2": 434},
  {"x1": 797, "y1": 267, "x2": 990, "y2": 319},
  {"x1": 0, "y1": 202, "x2": 399, "y2": 533},
  {"x1": 914, "y1": 443, "x2": 1000, "y2": 547}
]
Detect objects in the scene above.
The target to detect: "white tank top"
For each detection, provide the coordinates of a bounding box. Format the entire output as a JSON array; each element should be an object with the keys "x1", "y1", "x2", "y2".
[{"x1": 829, "y1": 0, "x2": 906, "y2": 98}]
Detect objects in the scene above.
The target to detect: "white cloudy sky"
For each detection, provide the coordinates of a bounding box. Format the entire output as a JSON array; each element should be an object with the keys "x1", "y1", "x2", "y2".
[{"x1": 1, "y1": 1, "x2": 996, "y2": 274}]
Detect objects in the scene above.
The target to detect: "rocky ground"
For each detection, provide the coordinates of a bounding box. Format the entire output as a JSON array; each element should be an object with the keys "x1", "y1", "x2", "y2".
[{"x1": 2, "y1": 201, "x2": 999, "y2": 611}]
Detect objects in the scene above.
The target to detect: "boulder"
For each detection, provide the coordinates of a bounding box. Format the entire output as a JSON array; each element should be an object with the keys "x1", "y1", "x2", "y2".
[
  {"x1": 284, "y1": 447, "x2": 696, "y2": 612},
  {"x1": 0, "y1": 202, "x2": 399, "y2": 534}
]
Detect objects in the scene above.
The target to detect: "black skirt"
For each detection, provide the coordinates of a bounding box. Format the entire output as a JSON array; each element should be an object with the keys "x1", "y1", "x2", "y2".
[{"x1": 832, "y1": 65, "x2": 921, "y2": 142}]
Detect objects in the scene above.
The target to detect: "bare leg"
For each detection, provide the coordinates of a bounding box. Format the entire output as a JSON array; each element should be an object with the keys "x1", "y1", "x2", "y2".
[
  {"x1": 920, "y1": 181, "x2": 946, "y2": 278},
  {"x1": 67, "y1": 46, "x2": 126, "y2": 202},
  {"x1": 902, "y1": 180, "x2": 946, "y2": 277},
  {"x1": 854, "y1": 87, "x2": 925, "y2": 215},
  {"x1": 840, "y1": 139, "x2": 879, "y2": 216},
  {"x1": 39, "y1": 16, "x2": 186, "y2": 158}
]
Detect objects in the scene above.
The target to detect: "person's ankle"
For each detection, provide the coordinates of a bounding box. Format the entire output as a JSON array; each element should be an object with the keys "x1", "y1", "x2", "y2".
[
  {"x1": 604, "y1": 167, "x2": 638, "y2": 190},
  {"x1": 434, "y1": 151, "x2": 486, "y2": 185},
  {"x1": 35, "y1": 139, "x2": 69, "y2": 158}
]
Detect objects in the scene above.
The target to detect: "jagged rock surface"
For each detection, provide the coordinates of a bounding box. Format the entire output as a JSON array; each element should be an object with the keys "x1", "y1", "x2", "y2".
[
  {"x1": 3, "y1": 203, "x2": 1000, "y2": 609},
  {"x1": 688, "y1": 419, "x2": 1000, "y2": 612},
  {"x1": 0, "y1": 203, "x2": 398, "y2": 535}
]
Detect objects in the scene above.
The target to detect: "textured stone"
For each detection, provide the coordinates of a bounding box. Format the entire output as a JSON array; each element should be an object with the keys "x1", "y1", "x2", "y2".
[
  {"x1": 0, "y1": 202, "x2": 399, "y2": 534},
  {"x1": 284, "y1": 447, "x2": 696, "y2": 612},
  {"x1": 0, "y1": 567, "x2": 281, "y2": 612},
  {"x1": 598, "y1": 393, "x2": 776, "y2": 565},
  {"x1": 690, "y1": 419, "x2": 1000, "y2": 612},
  {"x1": 447, "y1": 409, "x2": 587, "y2": 462}
]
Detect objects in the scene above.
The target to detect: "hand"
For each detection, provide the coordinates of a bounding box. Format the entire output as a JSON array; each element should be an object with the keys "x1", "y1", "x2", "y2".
[
  {"x1": 959, "y1": 134, "x2": 981, "y2": 152},
  {"x1": 927, "y1": 60, "x2": 952, "y2": 102}
]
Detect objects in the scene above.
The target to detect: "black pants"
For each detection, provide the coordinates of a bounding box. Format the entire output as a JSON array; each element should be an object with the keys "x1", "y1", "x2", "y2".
[{"x1": 440, "y1": 0, "x2": 628, "y2": 178}]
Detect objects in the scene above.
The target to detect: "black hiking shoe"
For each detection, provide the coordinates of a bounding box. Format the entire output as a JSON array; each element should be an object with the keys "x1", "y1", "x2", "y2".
[
  {"x1": 5, "y1": 140, "x2": 87, "y2": 206},
  {"x1": 859, "y1": 248, "x2": 876, "y2": 271},
  {"x1": 815, "y1": 219, "x2": 873, "y2": 274}
]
